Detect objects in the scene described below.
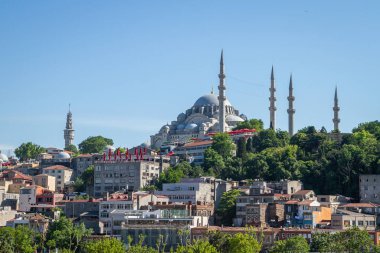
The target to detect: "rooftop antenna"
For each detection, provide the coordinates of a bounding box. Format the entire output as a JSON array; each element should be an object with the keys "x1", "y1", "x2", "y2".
[
  {"x1": 69, "y1": 103, "x2": 71, "y2": 112},
  {"x1": 211, "y1": 84, "x2": 214, "y2": 94}
]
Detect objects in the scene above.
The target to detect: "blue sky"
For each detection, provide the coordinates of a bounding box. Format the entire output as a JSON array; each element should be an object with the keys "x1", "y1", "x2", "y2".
[{"x1": 0, "y1": 1, "x2": 379, "y2": 154}]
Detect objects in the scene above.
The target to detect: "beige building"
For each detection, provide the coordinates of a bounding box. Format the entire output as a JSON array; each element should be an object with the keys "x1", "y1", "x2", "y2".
[
  {"x1": 94, "y1": 158, "x2": 170, "y2": 197},
  {"x1": 360, "y1": 174, "x2": 380, "y2": 203},
  {"x1": 33, "y1": 174, "x2": 56, "y2": 192},
  {"x1": 331, "y1": 209, "x2": 376, "y2": 230},
  {"x1": 42, "y1": 165, "x2": 73, "y2": 192}
]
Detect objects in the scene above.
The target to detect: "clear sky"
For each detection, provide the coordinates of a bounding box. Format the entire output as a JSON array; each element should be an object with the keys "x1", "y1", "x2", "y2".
[{"x1": 0, "y1": 1, "x2": 379, "y2": 154}]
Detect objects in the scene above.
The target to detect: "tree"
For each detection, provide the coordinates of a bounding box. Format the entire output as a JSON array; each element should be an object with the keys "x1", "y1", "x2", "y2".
[
  {"x1": 226, "y1": 233, "x2": 261, "y2": 253},
  {"x1": 46, "y1": 216, "x2": 92, "y2": 252},
  {"x1": 14, "y1": 142, "x2": 45, "y2": 161},
  {"x1": 353, "y1": 120, "x2": 380, "y2": 140},
  {"x1": 236, "y1": 138, "x2": 247, "y2": 160},
  {"x1": 211, "y1": 133, "x2": 235, "y2": 158},
  {"x1": 203, "y1": 148, "x2": 225, "y2": 177},
  {"x1": 216, "y1": 189, "x2": 241, "y2": 226},
  {"x1": 78, "y1": 136, "x2": 114, "y2": 154},
  {"x1": 83, "y1": 238, "x2": 125, "y2": 253},
  {"x1": 311, "y1": 228, "x2": 376, "y2": 253},
  {"x1": 0, "y1": 226, "x2": 38, "y2": 253},
  {"x1": 270, "y1": 236, "x2": 309, "y2": 253},
  {"x1": 65, "y1": 144, "x2": 78, "y2": 154},
  {"x1": 234, "y1": 119, "x2": 264, "y2": 132},
  {"x1": 126, "y1": 235, "x2": 158, "y2": 253},
  {"x1": 176, "y1": 240, "x2": 218, "y2": 253},
  {"x1": 155, "y1": 166, "x2": 185, "y2": 190},
  {"x1": 80, "y1": 165, "x2": 94, "y2": 195}
]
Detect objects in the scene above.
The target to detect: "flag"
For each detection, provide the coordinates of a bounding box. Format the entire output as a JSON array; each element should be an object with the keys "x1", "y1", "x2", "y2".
[
  {"x1": 103, "y1": 153, "x2": 106, "y2": 161},
  {"x1": 134, "y1": 148, "x2": 138, "y2": 160},
  {"x1": 108, "y1": 149, "x2": 112, "y2": 160},
  {"x1": 139, "y1": 147, "x2": 143, "y2": 160},
  {"x1": 125, "y1": 149, "x2": 129, "y2": 160}
]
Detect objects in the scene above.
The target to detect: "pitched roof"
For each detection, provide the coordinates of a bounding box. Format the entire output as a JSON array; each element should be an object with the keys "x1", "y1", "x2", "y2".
[
  {"x1": 340, "y1": 203, "x2": 380, "y2": 208},
  {"x1": 183, "y1": 140, "x2": 213, "y2": 148},
  {"x1": 293, "y1": 190, "x2": 313, "y2": 195},
  {"x1": 285, "y1": 200, "x2": 299, "y2": 204}
]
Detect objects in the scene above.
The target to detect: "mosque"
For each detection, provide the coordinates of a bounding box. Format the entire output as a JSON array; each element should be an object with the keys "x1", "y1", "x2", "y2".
[{"x1": 150, "y1": 51, "x2": 342, "y2": 150}]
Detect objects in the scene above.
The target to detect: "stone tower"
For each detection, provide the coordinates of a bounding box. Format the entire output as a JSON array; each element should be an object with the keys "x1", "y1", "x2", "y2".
[
  {"x1": 218, "y1": 50, "x2": 226, "y2": 133},
  {"x1": 269, "y1": 66, "x2": 276, "y2": 130},
  {"x1": 64, "y1": 105, "x2": 74, "y2": 149},
  {"x1": 333, "y1": 86, "x2": 340, "y2": 132},
  {"x1": 287, "y1": 75, "x2": 295, "y2": 136}
]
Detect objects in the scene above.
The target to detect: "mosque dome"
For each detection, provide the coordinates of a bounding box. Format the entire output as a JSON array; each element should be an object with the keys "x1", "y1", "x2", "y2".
[
  {"x1": 226, "y1": 115, "x2": 245, "y2": 123},
  {"x1": 57, "y1": 152, "x2": 70, "y2": 159},
  {"x1": 193, "y1": 94, "x2": 232, "y2": 107},
  {"x1": 159, "y1": 125, "x2": 170, "y2": 134},
  {"x1": 184, "y1": 123, "x2": 198, "y2": 131},
  {"x1": 176, "y1": 124, "x2": 185, "y2": 130},
  {"x1": 0, "y1": 153, "x2": 8, "y2": 162}
]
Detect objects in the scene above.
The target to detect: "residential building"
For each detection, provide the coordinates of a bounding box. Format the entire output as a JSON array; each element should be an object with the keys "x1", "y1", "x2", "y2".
[
  {"x1": 173, "y1": 140, "x2": 213, "y2": 165},
  {"x1": 6, "y1": 213, "x2": 50, "y2": 234},
  {"x1": 99, "y1": 191, "x2": 170, "y2": 235},
  {"x1": 285, "y1": 199, "x2": 331, "y2": 228},
  {"x1": 331, "y1": 209, "x2": 376, "y2": 230},
  {"x1": 71, "y1": 154, "x2": 101, "y2": 177},
  {"x1": 33, "y1": 174, "x2": 56, "y2": 192},
  {"x1": 19, "y1": 185, "x2": 44, "y2": 211},
  {"x1": 291, "y1": 190, "x2": 316, "y2": 201},
  {"x1": 360, "y1": 174, "x2": 380, "y2": 203},
  {"x1": 317, "y1": 195, "x2": 350, "y2": 213},
  {"x1": 94, "y1": 157, "x2": 170, "y2": 197},
  {"x1": 58, "y1": 198, "x2": 100, "y2": 218},
  {"x1": 42, "y1": 165, "x2": 73, "y2": 192},
  {"x1": 156, "y1": 179, "x2": 213, "y2": 205}
]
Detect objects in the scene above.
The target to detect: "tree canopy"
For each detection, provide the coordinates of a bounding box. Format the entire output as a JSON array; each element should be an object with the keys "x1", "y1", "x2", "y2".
[
  {"x1": 216, "y1": 189, "x2": 241, "y2": 226},
  {"x1": 78, "y1": 136, "x2": 113, "y2": 154},
  {"x1": 14, "y1": 142, "x2": 45, "y2": 161}
]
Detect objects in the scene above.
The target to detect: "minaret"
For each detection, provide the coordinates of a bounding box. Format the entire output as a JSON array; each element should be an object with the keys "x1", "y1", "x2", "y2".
[
  {"x1": 64, "y1": 104, "x2": 75, "y2": 149},
  {"x1": 218, "y1": 50, "x2": 226, "y2": 133},
  {"x1": 287, "y1": 75, "x2": 295, "y2": 136},
  {"x1": 269, "y1": 66, "x2": 276, "y2": 130},
  {"x1": 333, "y1": 86, "x2": 340, "y2": 132}
]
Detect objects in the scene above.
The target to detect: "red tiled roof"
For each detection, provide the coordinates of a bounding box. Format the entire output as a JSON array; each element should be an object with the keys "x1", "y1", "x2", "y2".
[
  {"x1": 340, "y1": 203, "x2": 380, "y2": 208},
  {"x1": 43, "y1": 165, "x2": 71, "y2": 171}
]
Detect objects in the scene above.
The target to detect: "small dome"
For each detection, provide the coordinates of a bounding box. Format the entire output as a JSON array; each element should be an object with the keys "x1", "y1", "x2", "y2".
[
  {"x1": 185, "y1": 123, "x2": 198, "y2": 132},
  {"x1": 104, "y1": 145, "x2": 116, "y2": 153},
  {"x1": 159, "y1": 125, "x2": 170, "y2": 134},
  {"x1": 177, "y1": 113, "x2": 186, "y2": 122},
  {"x1": 226, "y1": 115, "x2": 245, "y2": 123},
  {"x1": 193, "y1": 94, "x2": 232, "y2": 107},
  {"x1": 0, "y1": 154, "x2": 8, "y2": 162},
  {"x1": 57, "y1": 152, "x2": 70, "y2": 159},
  {"x1": 176, "y1": 124, "x2": 185, "y2": 130}
]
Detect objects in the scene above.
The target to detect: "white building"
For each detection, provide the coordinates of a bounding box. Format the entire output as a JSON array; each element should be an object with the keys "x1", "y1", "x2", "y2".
[{"x1": 156, "y1": 179, "x2": 213, "y2": 204}]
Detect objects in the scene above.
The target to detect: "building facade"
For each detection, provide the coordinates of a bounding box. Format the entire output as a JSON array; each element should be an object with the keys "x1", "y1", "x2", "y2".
[
  {"x1": 360, "y1": 174, "x2": 380, "y2": 203},
  {"x1": 42, "y1": 165, "x2": 73, "y2": 192}
]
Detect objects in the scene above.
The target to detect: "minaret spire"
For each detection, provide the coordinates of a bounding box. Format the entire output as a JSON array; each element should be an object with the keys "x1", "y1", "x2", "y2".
[
  {"x1": 333, "y1": 86, "x2": 340, "y2": 132},
  {"x1": 64, "y1": 105, "x2": 75, "y2": 149},
  {"x1": 218, "y1": 50, "x2": 226, "y2": 133},
  {"x1": 287, "y1": 74, "x2": 295, "y2": 136},
  {"x1": 269, "y1": 65, "x2": 276, "y2": 130}
]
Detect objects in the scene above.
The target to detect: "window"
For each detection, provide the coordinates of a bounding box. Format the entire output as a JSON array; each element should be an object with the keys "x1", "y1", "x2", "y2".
[
  {"x1": 358, "y1": 221, "x2": 364, "y2": 226},
  {"x1": 100, "y1": 212, "x2": 109, "y2": 218}
]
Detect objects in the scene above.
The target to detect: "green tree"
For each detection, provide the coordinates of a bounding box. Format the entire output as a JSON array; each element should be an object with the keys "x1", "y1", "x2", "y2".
[
  {"x1": 234, "y1": 119, "x2": 264, "y2": 132},
  {"x1": 211, "y1": 133, "x2": 235, "y2": 158},
  {"x1": 126, "y1": 235, "x2": 158, "y2": 253},
  {"x1": 0, "y1": 226, "x2": 15, "y2": 253},
  {"x1": 176, "y1": 240, "x2": 218, "y2": 253},
  {"x1": 46, "y1": 216, "x2": 92, "y2": 252},
  {"x1": 203, "y1": 148, "x2": 225, "y2": 178},
  {"x1": 270, "y1": 236, "x2": 309, "y2": 253},
  {"x1": 216, "y1": 189, "x2": 241, "y2": 226},
  {"x1": 80, "y1": 165, "x2": 94, "y2": 195},
  {"x1": 155, "y1": 166, "x2": 185, "y2": 190},
  {"x1": 353, "y1": 120, "x2": 380, "y2": 140},
  {"x1": 226, "y1": 233, "x2": 261, "y2": 253},
  {"x1": 78, "y1": 136, "x2": 114, "y2": 154},
  {"x1": 236, "y1": 138, "x2": 247, "y2": 160},
  {"x1": 14, "y1": 142, "x2": 45, "y2": 161},
  {"x1": 65, "y1": 144, "x2": 79, "y2": 154},
  {"x1": 83, "y1": 238, "x2": 125, "y2": 253}
]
